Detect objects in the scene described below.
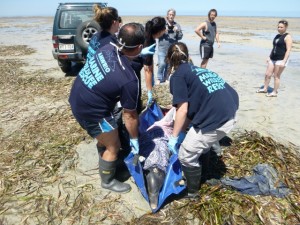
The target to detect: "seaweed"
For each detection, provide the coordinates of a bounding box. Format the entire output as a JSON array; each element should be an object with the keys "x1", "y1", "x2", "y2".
[{"x1": 0, "y1": 45, "x2": 299, "y2": 224}]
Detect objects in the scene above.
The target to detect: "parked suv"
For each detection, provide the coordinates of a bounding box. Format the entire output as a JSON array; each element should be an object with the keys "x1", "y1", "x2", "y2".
[{"x1": 52, "y1": 2, "x2": 107, "y2": 73}]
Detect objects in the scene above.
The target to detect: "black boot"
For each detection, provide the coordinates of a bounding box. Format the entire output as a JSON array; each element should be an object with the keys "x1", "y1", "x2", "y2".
[
  {"x1": 146, "y1": 167, "x2": 165, "y2": 209},
  {"x1": 97, "y1": 146, "x2": 131, "y2": 182},
  {"x1": 181, "y1": 165, "x2": 202, "y2": 198},
  {"x1": 99, "y1": 156, "x2": 131, "y2": 193},
  {"x1": 199, "y1": 151, "x2": 211, "y2": 184}
]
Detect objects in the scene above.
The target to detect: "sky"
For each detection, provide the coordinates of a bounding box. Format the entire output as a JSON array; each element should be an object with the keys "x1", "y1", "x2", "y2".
[{"x1": 0, "y1": 0, "x2": 299, "y2": 17}]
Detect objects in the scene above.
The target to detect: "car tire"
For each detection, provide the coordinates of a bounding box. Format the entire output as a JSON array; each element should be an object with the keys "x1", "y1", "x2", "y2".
[
  {"x1": 58, "y1": 59, "x2": 72, "y2": 73},
  {"x1": 75, "y1": 20, "x2": 101, "y2": 56}
]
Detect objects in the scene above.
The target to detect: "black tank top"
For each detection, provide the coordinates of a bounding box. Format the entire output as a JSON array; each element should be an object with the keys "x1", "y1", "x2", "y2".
[
  {"x1": 200, "y1": 21, "x2": 216, "y2": 46},
  {"x1": 270, "y1": 33, "x2": 288, "y2": 60}
]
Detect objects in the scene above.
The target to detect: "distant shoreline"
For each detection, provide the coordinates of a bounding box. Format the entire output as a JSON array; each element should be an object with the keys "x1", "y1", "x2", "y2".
[{"x1": 0, "y1": 15, "x2": 299, "y2": 19}]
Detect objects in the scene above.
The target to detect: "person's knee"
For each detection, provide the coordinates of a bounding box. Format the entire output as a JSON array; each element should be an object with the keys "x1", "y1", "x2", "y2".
[
  {"x1": 102, "y1": 141, "x2": 120, "y2": 160},
  {"x1": 265, "y1": 72, "x2": 272, "y2": 79}
]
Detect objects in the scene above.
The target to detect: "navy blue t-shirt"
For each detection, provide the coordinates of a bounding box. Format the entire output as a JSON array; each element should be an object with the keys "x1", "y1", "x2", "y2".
[
  {"x1": 69, "y1": 43, "x2": 139, "y2": 122},
  {"x1": 86, "y1": 30, "x2": 117, "y2": 60},
  {"x1": 170, "y1": 63, "x2": 239, "y2": 133}
]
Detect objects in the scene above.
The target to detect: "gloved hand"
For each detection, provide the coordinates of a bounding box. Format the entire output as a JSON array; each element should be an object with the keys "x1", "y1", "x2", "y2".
[
  {"x1": 140, "y1": 43, "x2": 156, "y2": 56},
  {"x1": 168, "y1": 135, "x2": 179, "y2": 154},
  {"x1": 178, "y1": 131, "x2": 186, "y2": 144},
  {"x1": 130, "y1": 138, "x2": 139, "y2": 155},
  {"x1": 146, "y1": 90, "x2": 153, "y2": 107}
]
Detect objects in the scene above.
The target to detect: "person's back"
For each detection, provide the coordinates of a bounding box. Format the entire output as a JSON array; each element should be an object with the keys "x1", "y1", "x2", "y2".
[
  {"x1": 69, "y1": 43, "x2": 139, "y2": 121},
  {"x1": 86, "y1": 31, "x2": 117, "y2": 60},
  {"x1": 170, "y1": 63, "x2": 238, "y2": 132}
]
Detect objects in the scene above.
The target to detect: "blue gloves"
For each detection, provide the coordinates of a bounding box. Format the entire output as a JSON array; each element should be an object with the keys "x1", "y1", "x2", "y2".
[
  {"x1": 146, "y1": 90, "x2": 153, "y2": 107},
  {"x1": 168, "y1": 132, "x2": 186, "y2": 155},
  {"x1": 140, "y1": 43, "x2": 156, "y2": 56},
  {"x1": 130, "y1": 138, "x2": 139, "y2": 155},
  {"x1": 168, "y1": 135, "x2": 179, "y2": 155}
]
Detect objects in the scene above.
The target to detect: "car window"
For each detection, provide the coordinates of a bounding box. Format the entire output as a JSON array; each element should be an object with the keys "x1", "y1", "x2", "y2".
[{"x1": 59, "y1": 10, "x2": 95, "y2": 29}]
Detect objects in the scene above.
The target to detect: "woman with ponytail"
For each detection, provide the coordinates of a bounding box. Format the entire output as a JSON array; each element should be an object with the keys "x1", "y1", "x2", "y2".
[
  {"x1": 166, "y1": 42, "x2": 239, "y2": 198},
  {"x1": 143, "y1": 17, "x2": 166, "y2": 106}
]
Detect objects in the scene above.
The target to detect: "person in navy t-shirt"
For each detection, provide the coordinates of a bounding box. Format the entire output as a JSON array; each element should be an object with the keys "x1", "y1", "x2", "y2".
[
  {"x1": 166, "y1": 42, "x2": 239, "y2": 198},
  {"x1": 69, "y1": 23, "x2": 146, "y2": 194},
  {"x1": 86, "y1": 5, "x2": 119, "y2": 61}
]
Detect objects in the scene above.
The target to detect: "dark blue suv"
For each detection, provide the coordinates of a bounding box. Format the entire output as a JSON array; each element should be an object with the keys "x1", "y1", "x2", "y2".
[{"x1": 52, "y1": 2, "x2": 107, "y2": 73}]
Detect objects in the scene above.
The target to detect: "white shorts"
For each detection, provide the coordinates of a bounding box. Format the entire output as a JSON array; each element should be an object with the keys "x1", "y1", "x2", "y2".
[{"x1": 269, "y1": 59, "x2": 288, "y2": 67}]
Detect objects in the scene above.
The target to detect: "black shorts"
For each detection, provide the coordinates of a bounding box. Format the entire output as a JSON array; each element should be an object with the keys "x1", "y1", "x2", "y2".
[{"x1": 200, "y1": 44, "x2": 214, "y2": 59}]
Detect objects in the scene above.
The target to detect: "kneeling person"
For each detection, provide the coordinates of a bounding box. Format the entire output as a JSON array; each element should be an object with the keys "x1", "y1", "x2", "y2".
[{"x1": 69, "y1": 23, "x2": 146, "y2": 193}]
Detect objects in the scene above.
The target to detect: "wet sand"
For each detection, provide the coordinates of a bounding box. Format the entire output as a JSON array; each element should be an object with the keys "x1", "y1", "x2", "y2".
[
  {"x1": 1, "y1": 15, "x2": 299, "y2": 150},
  {"x1": 0, "y1": 16, "x2": 300, "y2": 222},
  {"x1": 128, "y1": 16, "x2": 300, "y2": 149}
]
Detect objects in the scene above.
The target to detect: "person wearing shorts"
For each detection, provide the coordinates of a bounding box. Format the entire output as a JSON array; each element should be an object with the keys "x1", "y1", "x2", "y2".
[
  {"x1": 69, "y1": 23, "x2": 146, "y2": 193},
  {"x1": 256, "y1": 20, "x2": 292, "y2": 97},
  {"x1": 166, "y1": 42, "x2": 239, "y2": 198},
  {"x1": 195, "y1": 9, "x2": 220, "y2": 68}
]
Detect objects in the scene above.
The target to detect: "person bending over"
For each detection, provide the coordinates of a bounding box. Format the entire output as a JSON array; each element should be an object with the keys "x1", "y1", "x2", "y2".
[
  {"x1": 69, "y1": 23, "x2": 146, "y2": 193},
  {"x1": 166, "y1": 42, "x2": 239, "y2": 198}
]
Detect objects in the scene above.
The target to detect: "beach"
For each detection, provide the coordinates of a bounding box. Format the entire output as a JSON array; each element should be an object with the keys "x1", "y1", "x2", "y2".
[
  {"x1": 2, "y1": 16, "x2": 300, "y2": 147},
  {"x1": 0, "y1": 16, "x2": 300, "y2": 224}
]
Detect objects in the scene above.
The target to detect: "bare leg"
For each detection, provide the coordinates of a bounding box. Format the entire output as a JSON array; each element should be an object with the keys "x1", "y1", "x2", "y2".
[
  {"x1": 95, "y1": 128, "x2": 120, "y2": 161},
  {"x1": 272, "y1": 65, "x2": 285, "y2": 94},
  {"x1": 200, "y1": 59, "x2": 209, "y2": 68},
  {"x1": 262, "y1": 62, "x2": 275, "y2": 91}
]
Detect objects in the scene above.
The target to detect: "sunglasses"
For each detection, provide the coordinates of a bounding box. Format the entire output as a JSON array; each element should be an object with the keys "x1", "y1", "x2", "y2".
[{"x1": 278, "y1": 20, "x2": 288, "y2": 25}]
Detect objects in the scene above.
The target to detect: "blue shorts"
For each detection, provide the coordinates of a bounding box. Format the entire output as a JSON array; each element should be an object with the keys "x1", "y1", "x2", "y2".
[{"x1": 76, "y1": 115, "x2": 118, "y2": 138}]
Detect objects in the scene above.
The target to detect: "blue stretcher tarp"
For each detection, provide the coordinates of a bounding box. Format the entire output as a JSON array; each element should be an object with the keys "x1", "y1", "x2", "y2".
[
  {"x1": 124, "y1": 102, "x2": 186, "y2": 212},
  {"x1": 125, "y1": 153, "x2": 185, "y2": 212}
]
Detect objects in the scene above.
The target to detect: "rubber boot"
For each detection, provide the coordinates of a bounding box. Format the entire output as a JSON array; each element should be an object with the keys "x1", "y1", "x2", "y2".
[
  {"x1": 181, "y1": 165, "x2": 202, "y2": 198},
  {"x1": 146, "y1": 167, "x2": 165, "y2": 209},
  {"x1": 97, "y1": 145, "x2": 130, "y2": 182},
  {"x1": 99, "y1": 156, "x2": 131, "y2": 193},
  {"x1": 199, "y1": 151, "x2": 211, "y2": 184}
]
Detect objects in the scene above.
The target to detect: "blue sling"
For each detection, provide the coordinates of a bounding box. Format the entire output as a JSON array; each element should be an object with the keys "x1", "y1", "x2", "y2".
[{"x1": 124, "y1": 102, "x2": 186, "y2": 212}]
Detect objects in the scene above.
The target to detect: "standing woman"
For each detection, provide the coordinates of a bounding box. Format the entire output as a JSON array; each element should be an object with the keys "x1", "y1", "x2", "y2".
[
  {"x1": 256, "y1": 20, "x2": 292, "y2": 97},
  {"x1": 143, "y1": 17, "x2": 166, "y2": 106}
]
